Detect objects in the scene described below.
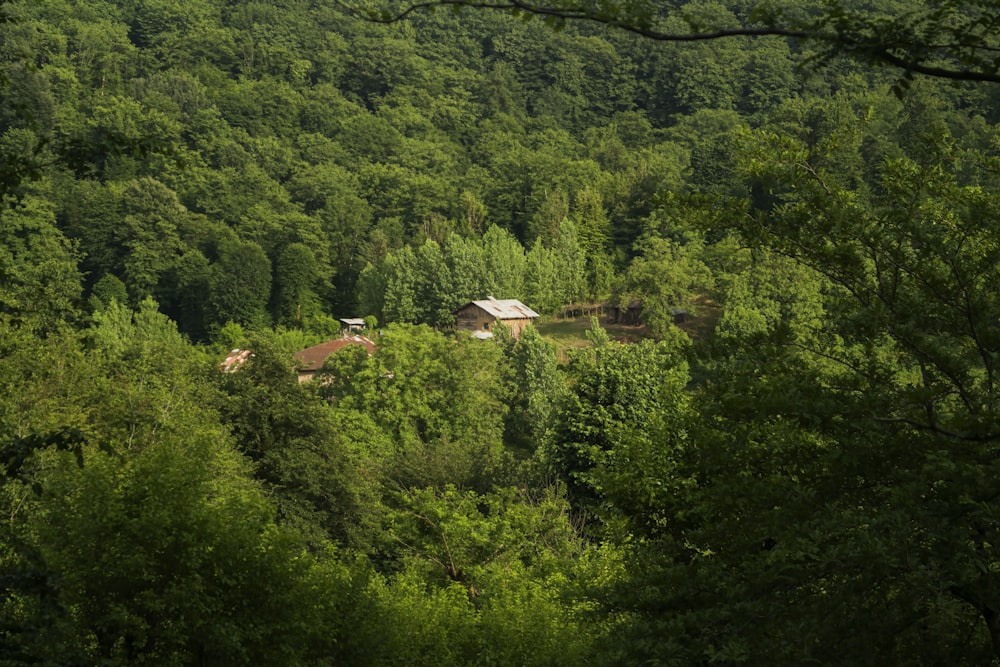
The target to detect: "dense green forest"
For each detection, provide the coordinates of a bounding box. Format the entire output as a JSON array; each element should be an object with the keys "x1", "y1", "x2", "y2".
[{"x1": 4, "y1": 0, "x2": 1000, "y2": 664}]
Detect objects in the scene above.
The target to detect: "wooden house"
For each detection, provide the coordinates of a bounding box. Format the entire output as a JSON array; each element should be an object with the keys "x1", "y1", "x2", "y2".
[{"x1": 454, "y1": 297, "x2": 540, "y2": 340}]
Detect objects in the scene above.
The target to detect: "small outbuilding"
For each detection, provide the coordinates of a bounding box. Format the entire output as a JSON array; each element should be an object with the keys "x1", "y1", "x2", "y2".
[
  {"x1": 669, "y1": 306, "x2": 689, "y2": 324},
  {"x1": 293, "y1": 335, "x2": 376, "y2": 383},
  {"x1": 454, "y1": 297, "x2": 539, "y2": 340},
  {"x1": 339, "y1": 317, "x2": 366, "y2": 332},
  {"x1": 608, "y1": 301, "x2": 688, "y2": 326}
]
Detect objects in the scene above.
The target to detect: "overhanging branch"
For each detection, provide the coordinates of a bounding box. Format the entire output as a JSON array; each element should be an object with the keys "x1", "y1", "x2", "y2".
[
  {"x1": 871, "y1": 415, "x2": 1000, "y2": 442},
  {"x1": 360, "y1": 0, "x2": 811, "y2": 42},
  {"x1": 340, "y1": 0, "x2": 1000, "y2": 83}
]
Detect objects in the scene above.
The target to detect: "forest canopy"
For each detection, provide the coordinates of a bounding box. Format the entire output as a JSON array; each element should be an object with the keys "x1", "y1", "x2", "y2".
[{"x1": 3, "y1": 0, "x2": 1000, "y2": 664}]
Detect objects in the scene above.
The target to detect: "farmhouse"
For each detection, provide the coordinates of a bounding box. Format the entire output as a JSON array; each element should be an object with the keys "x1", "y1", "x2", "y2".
[
  {"x1": 293, "y1": 335, "x2": 376, "y2": 383},
  {"x1": 454, "y1": 297, "x2": 539, "y2": 340}
]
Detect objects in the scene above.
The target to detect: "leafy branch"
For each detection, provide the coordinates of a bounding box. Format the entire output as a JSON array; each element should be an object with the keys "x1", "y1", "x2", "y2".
[{"x1": 0, "y1": 429, "x2": 96, "y2": 495}]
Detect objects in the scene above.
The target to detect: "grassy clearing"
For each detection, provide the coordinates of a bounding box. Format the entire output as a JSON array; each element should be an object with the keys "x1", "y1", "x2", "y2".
[
  {"x1": 535, "y1": 315, "x2": 651, "y2": 360},
  {"x1": 534, "y1": 299, "x2": 721, "y2": 361}
]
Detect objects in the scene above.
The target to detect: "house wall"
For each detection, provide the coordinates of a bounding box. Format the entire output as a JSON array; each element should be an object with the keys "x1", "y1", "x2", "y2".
[
  {"x1": 456, "y1": 305, "x2": 495, "y2": 332},
  {"x1": 504, "y1": 318, "x2": 533, "y2": 339},
  {"x1": 455, "y1": 305, "x2": 535, "y2": 339}
]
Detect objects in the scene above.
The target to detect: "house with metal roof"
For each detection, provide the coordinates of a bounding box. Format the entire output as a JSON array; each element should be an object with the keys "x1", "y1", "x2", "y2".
[
  {"x1": 454, "y1": 297, "x2": 539, "y2": 340},
  {"x1": 339, "y1": 317, "x2": 366, "y2": 332},
  {"x1": 293, "y1": 335, "x2": 376, "y2": 383}
]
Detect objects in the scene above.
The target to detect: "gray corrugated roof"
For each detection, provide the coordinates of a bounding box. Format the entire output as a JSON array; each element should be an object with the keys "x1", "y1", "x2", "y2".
[{"x1": 466, "y1": 297, "x2": 540, "y2": 320}]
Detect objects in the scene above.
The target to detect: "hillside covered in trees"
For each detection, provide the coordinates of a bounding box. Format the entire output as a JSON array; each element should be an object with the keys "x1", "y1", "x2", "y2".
[{"x1": 4, "y1": 0, "x2": 1000, "y2": 664}]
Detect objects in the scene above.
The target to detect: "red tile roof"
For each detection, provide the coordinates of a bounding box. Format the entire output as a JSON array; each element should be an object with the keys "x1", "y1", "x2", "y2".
[{"x1": 293, "y1": 336, "x2": 375, "y2": 371}]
